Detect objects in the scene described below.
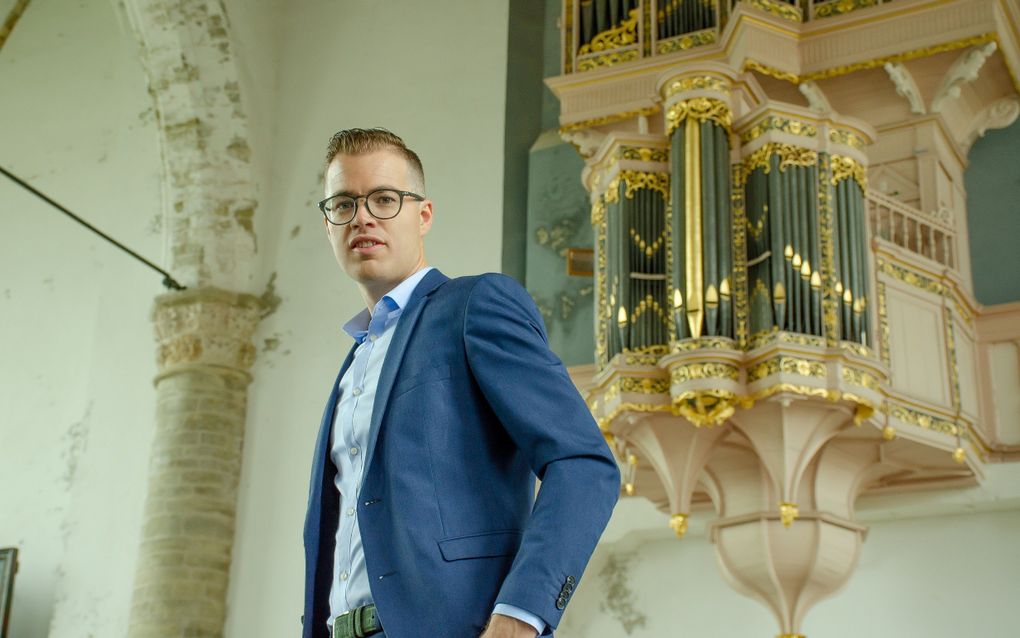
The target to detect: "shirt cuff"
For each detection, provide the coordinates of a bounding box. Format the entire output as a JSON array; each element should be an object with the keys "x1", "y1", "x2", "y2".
[{"x1": 492, "y1": 604, "x2": 546, "y2": 635}]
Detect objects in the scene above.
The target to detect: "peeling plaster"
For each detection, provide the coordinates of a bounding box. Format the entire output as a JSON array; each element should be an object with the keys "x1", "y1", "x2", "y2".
[
  {"x1": 258, "y1": 271, "x2": 281, "y2": 319},
  {"x1": 599, "y1": 551, "x2": 647, "y2": 635},
  {"x1": 61, "y1": 401, "x2": 93, "y2": 488}
]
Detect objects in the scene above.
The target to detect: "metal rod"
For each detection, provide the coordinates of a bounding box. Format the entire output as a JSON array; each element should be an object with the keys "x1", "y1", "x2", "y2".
[{"x1": 0, "y1": 164, "x2": 185, "y2": 290}]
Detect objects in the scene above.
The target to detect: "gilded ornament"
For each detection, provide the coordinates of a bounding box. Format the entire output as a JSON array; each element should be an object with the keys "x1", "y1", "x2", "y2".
[
  {"x1": 669, "y1": 513, "x2": 689, "y2": 539},
  {"x1": 878, "y1": 259, "x2": 944, "y2": 295},
  {"x1": 887, "y1": 403, "x2": 959, "y2": 436},
  {"x1": 672, "y1": 336, "x2": 737, "y2": 352},
  {"x1": 559, "y1": 106, "x2": 660, "y2": 133},
  {"x1": 817, "y1": 154, "x2": 840, "y2": 345},
  {"x1": 743, "y1": 59, "x2": 800, "y2": 84},
  {"x1": 623, "y1": 350, "x2": 668, "y2": 365},
  {"x1": 671, "y1": 362, "x2": 739, "y2": 384},
  {"x1": 814, "y1": 0, "x2": 877, "y2": 18},
  {"x1": 740, "y1": 144, "x2": 818, "y2": 182},
  {"x1": 666, "y1": 97, "x2": 732, "y2": 135},
  {"x1": 624, "y1": 482, "x2": 636, "y2": 496},
  {"x1": 732, "y1": 165, "x2": 750, "y2": 348},
  {"x1": 779, "y1": 502, "x2": 799, "y2": 527},
  {"x1": 618, "y1": 170, "x2": 670, "y2": 200},
  {"x1": 740, "y1": 115, "x2": 818, "y2": 144},
  {"x1": 663, "y1": 75, "x2": 730, "y2": 98},
  {"x1": 853, "y1": 403, "x2": 875, "y2": 425},
  {"x1": 944, "y1": 307, "x2": 962, "y2": 412},
  {"x1": 882, "y1": 425, "x2": 896, "y2": 440},
  {"x1": 830, "y1": 154, "x2": 868, "y2": 190},
  {"x1": 747, "y1": 0, "x2": 803, "y2": 21},
  {"x1": 656, "y1": 29, "x2": 717, "y2": 55},
  {"x1": 876, "y1": 280, "x2": 890, "y2": 366},
  {"x1": 597, "y1": 402, "x2": 673, "y2": 430},
  {"x1": 619, "y1": 146, "x2": 670, "y2": 163},
  {"x1": 578, "y1": 8, "x2": 639, "y2": 55},
  {"x1": 803, "y1": 34, "x2": 998, "y2": 83},
  {"x1": 828, "y1": 128, "x2": 866, "y2": 150},
  {"x1": 747, "y1": 356, "x2": 826, "y2": 382},
  {"x1": 672, "y1": 389, "x2": 740, "y2": 427},
  {"x1": 952, "y1": 447, "x2": 966, "y2": 464},
  {"x1": 841, "y1": 367, "x2": 881, "y2": 391},
  {"x1": 618, "y1": 376, "x2": 671, "y2": 395},
  {"x1": 577, "y1": 48, "x2": 640, "y2": 72}
]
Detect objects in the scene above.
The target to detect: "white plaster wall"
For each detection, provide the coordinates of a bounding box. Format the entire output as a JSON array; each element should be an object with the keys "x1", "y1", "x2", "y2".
[
  {"x1": 560, "y1": 495, "x2": 1020, "y2": 638},
  {"x1": 225, "y1": 1, "x2": 510, "y2": 636},
  {"x1": 0, "y1": 2, "x2": 162, "y2": 636}
]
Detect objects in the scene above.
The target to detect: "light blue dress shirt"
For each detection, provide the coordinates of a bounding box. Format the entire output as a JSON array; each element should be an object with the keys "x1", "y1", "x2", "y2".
[{"x1": 328, "y1": 266, "x2": 545, "y2": 635}]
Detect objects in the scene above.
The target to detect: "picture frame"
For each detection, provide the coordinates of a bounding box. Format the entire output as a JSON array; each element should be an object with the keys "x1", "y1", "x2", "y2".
[{"x1": 0, "y1": 548, "x2": 16, "y2": 638}]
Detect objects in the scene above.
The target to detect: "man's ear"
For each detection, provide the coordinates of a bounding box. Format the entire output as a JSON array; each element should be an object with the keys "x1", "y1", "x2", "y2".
[{"x1": 418, "y1": 200, "x2": 434, "y2": 235}]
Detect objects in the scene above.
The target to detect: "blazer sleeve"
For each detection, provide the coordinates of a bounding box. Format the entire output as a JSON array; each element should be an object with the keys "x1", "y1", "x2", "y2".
[{"x1": 462, "y1": 273, "x2": 621, "y2": 631}]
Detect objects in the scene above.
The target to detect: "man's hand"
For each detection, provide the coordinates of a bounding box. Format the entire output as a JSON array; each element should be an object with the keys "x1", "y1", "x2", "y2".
[{"x1": 479, "y1": 613, "x2": 539, "y2": 638}]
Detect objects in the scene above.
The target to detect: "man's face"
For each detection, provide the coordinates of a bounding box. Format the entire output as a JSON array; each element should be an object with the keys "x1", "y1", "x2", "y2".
[{"x1": 323, "y1": 149, "x2": 432, "y2": 299}]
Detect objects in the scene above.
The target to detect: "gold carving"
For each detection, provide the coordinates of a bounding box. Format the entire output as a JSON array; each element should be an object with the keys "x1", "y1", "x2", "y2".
[
  {"x1": 831, "y1": 154, "x2": 868, "y2": 190},
  {"x1": 656, "y1": 29, "x2": 717, "y2": 55},
  {"x1": 671, "y1": 362, "x2": 740, "y2": 384},
  {"x1": 672, "y1": 336, "x2": 738, "y2": 352},
  {"x1": 748, "y1": 0, "x2": 803, "y2": 22},
  {"x1": 684, "y1": 118, "x2": 705, "y2": 338},
  {"x1": 619, "y1": 170, "x2": 670, "y2": 200},
  {"x1": 828, "y1": 128, "x2": 866, "y2": 150},
  {"x1": 878, "y1": 258, "x2": 945, "y2": 295},
  {"x1": 666, "y1": 97, "x2": 732, "y2": 135},
  {"x1": 619, "y1": 146, "x2": 670, "y2": 163},
  {"x1": 741, "y1": 115, "x2": 818, "y2": 144},
  {"x1": 663, "y1": 75, "x2": 730, "y2": 98},
  {"x1": 818, "y1": 154, "x2": 840, "y2": 345},
  {"x1": 618, "y1": 376, "x2": 671, "y2": 395},
  {"x1": 577, "y1": 48, "x2": 640, "y2": 72},
  {"x1": 842, "y1": 367, "x2": 881, "y2": 391},
  {"x1": 747, "y1": 356, "x2": 827, "y2": 382},
  {"x1": 743, "y1": 59, "x2": 799, "y2": 84},
  {"x1": 623, "y1": 349, "x2": 668, "y2": 366},
  {"x1": 803, "y1": 34, "x2": 998, "y2": 83},
  {"x1": 673, "y1": 389, "x2": 740, "y2": 427},
  {"x1": 559, "y1": 106, "x2": 660, "y2": 133},
  {"x1": 779, "y1": 502, "x2": 799, "y2": 527},
  {"x1": 887, "y1": 403, "x2": 960, "y2": 436},
  {"x1": 741, "y1": 144, "x2": 818, "y2": 183},
  {"x1": 669, "y1": 513, "x2": 689, "y2": 539},
  {"x1": 578, "y1": 8, "x2": 639, "y2": 55},
  {"x1": 876, "y1": 280, "x2": 890, "y2": 366},
  {"x1": 952, "y1": 447, "x2": 966, "y2": 464},
  {"x1": 748, "y1": 329, "x2": 827, "y2": 350},
  {"x1": 814, "y1": 0, "x2": 877, "y2": 19},
  {"x1": 630, "y1": 227, "x2": 667, "y2": 257},
  {"x1": 944, "y1": 307, "x2": 962, "y2": 412},
  {"x1": 597, "y1": 402, "x2": 673, "y2": 430},
  {"x1": 732, "y1": 165, "x2": 750, "y2": 348},
  {"x1": 882, "y1": 425, "x2": 896, "y2": 440}
]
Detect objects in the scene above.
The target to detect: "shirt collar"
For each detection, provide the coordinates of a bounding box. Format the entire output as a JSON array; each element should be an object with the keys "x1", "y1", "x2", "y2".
[{"x1": 342, "y1": 266, "x2": 434, "y2": 343}]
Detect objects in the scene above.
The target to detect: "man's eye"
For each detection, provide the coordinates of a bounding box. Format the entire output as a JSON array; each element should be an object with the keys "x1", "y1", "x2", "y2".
[
  {"x1": 376, "y1": 196, "x2": 396, "y2": 205},
  {"x1": 335, "y1": 200, "x2": 355, "y2": 211}
]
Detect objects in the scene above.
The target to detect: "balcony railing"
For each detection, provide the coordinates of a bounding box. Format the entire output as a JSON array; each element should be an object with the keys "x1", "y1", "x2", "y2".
[
  {"x1": 867, "y1": 190, "x2": 956, "y2": 269},
  {"x1": 563, "y1": 0, "x2": 898, "y2": 74}
]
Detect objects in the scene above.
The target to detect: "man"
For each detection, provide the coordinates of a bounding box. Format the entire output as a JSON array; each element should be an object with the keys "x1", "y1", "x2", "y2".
[{"x1": 303, "y1": 128, "x2": 620, "y2": 638}]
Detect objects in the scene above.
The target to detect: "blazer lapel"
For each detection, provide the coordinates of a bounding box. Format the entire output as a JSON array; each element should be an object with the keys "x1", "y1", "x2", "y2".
[{"x1": 362, "y1": 269, "x2": 450, "y2": 478}]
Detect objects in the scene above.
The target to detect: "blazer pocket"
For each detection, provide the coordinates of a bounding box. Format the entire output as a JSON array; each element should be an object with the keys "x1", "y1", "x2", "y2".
[
  {"x1": 437, "y1": 530, "x2": 523, "y2": 562},
  {"x1": 392, "y1": 363, "x2": 452, "y2": 398}
]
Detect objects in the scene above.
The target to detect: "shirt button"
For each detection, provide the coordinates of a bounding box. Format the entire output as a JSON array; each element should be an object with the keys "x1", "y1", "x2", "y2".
[
  {"x1": 352, "y1": 387, "x2": 362, "y2": 396},
  {"x1": 350, "y1": 447, "x2": 359, "y2": 456},
  {"x1": 346, "y1": 508, "x2": 355, "y2": 517},
  {"x1": 340, "y1": 571, "x2": 349, "y2": 581},
  {"x1": 369, "y1": 334, "x2": 378, "y2": 342}
]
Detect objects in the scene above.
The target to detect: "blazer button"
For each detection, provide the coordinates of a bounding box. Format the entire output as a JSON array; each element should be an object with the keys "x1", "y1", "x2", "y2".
[{"x1": 556, "y1": 597, "x2": 566, "y2": 610}]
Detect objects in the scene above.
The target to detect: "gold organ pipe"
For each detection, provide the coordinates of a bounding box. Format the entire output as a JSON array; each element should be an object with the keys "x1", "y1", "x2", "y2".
[{"x1": 685, "y1": 121, "x2": 704, "y2": 338}]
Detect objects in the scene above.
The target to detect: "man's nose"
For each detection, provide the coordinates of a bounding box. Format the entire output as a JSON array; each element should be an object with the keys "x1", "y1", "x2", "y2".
[{"x1": 350, "y1": 198, "x2": 376, "y2": 228}]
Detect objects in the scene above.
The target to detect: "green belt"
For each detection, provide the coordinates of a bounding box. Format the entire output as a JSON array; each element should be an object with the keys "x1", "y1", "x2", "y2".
[{"x1": 332, "y1": 603, "x2": 382, "y2": 638}]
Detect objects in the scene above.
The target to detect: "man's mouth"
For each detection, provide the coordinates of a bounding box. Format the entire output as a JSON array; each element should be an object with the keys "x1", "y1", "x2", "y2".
[{"x1": 349, "y1": 236, "x2": 385, "y2": 253}]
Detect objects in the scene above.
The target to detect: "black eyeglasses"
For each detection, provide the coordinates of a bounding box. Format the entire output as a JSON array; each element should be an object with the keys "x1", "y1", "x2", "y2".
[{"x1": 318, "y1": 188, "x2": 425, "y2": 225}]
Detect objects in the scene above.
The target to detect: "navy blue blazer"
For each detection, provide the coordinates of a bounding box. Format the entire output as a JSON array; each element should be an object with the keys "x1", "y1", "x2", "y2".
[{"x1": 303, "y1": 269, "x2": 620, "y2": 638}]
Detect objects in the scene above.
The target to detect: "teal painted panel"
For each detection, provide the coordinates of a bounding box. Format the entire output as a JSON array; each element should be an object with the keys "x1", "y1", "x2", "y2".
[
  {"x1": 965, "y1": 121, "x2": 1020, "y2": 305},
  {"x1": 524, "y1": 138, "x2": 595, "y2": 366}
]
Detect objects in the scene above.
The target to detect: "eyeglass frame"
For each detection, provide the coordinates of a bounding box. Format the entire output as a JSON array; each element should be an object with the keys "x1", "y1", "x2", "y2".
[{"x1": 318, "y1": 188, "x2": 426, "y2": 226}]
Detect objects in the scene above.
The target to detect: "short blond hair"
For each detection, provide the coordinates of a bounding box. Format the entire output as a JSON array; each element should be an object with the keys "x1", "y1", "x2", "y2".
[{"x1": 323, "y1": 128, "x2": 425, "y2": 193}]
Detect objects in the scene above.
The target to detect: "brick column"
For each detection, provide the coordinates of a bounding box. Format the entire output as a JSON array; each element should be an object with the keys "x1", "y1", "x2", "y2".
[{"x1": 127, "y1": 288, "x2": 260, "y2": 638}]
